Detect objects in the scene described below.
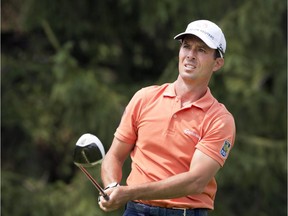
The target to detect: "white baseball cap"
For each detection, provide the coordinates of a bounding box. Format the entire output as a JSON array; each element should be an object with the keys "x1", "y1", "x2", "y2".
[{"x1": 174, "y1": 20, "x2": 226, "y2": 58}]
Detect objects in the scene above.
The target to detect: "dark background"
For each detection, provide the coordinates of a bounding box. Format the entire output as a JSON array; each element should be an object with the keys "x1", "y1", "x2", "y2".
[{"x1": 1, "y1": 0, "x2": 287, "y2": 215}]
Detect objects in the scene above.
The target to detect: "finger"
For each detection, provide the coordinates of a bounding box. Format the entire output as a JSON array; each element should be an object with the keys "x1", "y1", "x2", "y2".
[
  {"x1": 98, "y1": 201, "x2": 115, "y2": 212},
  {"x1": 98, "y1": 201, "x2": 106, "y2": 211}
]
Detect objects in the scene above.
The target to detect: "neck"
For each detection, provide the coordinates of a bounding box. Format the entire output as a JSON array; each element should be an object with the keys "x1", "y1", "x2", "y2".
[{"x1": 174, "y1": 77, "x2": 208, "y2": 105}]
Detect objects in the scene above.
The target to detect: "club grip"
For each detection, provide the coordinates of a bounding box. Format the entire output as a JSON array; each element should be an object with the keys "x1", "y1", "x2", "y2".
[{"x1": 102, "y1": 193, "x2": 110, "y2": 201}]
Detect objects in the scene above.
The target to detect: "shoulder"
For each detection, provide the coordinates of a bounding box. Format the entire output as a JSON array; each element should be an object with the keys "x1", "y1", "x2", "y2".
[
  {"x1": 202, "y1": 90, "x2": 235, "y2": 130},
  {"x1": 127, "y1": 83, "x2": 171, "y2": 109},
  {"x1": 132, "y1": 83, "x2": 171, "y2": 100},
  {"x1": 203, "y1": 89, "x2": 233, "y2": 119},
  {"x1": 212, "y1": 100, "x2": 234, "y2": 120},
  {"x1": 206, "y1": 100, "x2": 235, "y2": 128},
  {"x1": 204, "y1": 100, "x2": 236, "y2": 138},
  {"x1": 138, "y1": 83, "x2": 170, "y2": 94}
]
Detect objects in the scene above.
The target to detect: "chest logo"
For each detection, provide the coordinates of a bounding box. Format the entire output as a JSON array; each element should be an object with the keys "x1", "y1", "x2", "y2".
[{"x1": 183, "y1": 129, "x2": 201, "y2": 141}]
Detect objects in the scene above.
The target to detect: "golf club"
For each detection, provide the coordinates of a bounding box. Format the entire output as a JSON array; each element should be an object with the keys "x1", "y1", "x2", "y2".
[{"x1": 73, "y1": 133, "x2": 109, "y2": 201}]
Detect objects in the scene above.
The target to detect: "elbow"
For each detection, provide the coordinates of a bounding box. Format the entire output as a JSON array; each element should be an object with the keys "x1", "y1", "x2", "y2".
[
  {"x1": 190, "y1": 180, "x2": 207, "y2": 194},
  {"x1": 194, "y1": 186, "x2": 205, "y2": 194},
  {"x1": 193, "y1": 185, "x2": 205, "y2": 194}
]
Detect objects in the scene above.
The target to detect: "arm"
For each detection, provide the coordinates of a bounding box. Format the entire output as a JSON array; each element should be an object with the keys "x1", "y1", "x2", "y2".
[
  {"x1": 126, "y1": 149, "x2": 220, "y2": 199},
  {"x1": 131, "y1": 149, "x2": 220, "y2": 199},
  {"x1": 101, "y1": 137, "x2": 134, "y2": 187},
  {"x1": 99, "y1": 149, "x2": 220, "y2": 211}
]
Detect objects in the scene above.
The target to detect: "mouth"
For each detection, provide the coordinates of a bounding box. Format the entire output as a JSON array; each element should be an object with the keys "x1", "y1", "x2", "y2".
[{"x1": 184, "y1": 63, "x2": 196, "y2": 70}]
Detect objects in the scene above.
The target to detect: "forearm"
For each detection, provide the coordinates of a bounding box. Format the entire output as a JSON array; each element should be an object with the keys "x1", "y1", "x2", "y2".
[
  {"x1": 101, "y1": 154, "x2": 123, "y2": 187},
  {"x1": 127, "y1": 171, "x2": 205, "y2": 201},
  {"x1": 99, "y1": 171, "x2": 203, "y2": 212},
  {"x1": 101, "y1": 136, "x2": 134, "y2": 187}
]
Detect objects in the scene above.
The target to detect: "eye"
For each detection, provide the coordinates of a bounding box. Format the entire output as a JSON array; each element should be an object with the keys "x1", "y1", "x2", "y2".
[
  {"x1": 182, "y1": 43, "x2": 190, "y2": 49},
  {"x1": 199, "y1": 48, "x2": 206, "y2": 53}
]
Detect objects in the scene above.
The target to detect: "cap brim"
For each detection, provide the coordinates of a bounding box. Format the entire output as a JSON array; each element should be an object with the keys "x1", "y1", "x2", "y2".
[{"x1": 174, "y1": 31, "x2": 218, "y2": 50}]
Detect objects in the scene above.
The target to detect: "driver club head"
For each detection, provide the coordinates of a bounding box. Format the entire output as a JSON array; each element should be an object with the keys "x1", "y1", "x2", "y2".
[{"x1": 73, "y1": 133, "x2": 105, "y2": 167}]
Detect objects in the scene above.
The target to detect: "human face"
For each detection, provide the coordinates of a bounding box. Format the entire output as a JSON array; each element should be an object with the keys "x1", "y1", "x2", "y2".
[{"x1": 178, "y1": 35, "x2": 223, "y2": 84}]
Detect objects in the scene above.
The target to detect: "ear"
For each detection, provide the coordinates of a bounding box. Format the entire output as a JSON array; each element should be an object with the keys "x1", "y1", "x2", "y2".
[{"x1": 213, "y1": 58, "x2": 224, "y2": 72}]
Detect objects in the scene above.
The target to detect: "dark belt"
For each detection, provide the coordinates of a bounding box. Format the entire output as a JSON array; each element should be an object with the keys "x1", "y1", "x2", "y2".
[{"x1": 126, "y1": 201, "x2": 208, "y2": 216}]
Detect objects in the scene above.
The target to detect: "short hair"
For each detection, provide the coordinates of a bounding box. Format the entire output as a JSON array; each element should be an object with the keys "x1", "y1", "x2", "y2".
[{"x1": 214, "y1": 50, "x2": 223, "y2": 59}]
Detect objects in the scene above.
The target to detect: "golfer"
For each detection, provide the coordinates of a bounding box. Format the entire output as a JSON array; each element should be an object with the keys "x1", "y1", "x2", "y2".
[{"x1": 99, "y1": 19, "x2": 236, "y2": 216}]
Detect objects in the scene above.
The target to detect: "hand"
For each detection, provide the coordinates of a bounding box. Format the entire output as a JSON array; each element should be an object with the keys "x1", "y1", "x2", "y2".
[{"x1": 98, "y1": 186, "x2": 130, "y2": 212}]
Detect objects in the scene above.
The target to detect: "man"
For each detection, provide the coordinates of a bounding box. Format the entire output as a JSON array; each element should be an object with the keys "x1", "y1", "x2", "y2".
[{"x1": 99, "y1": 20, "x2": 236, "y2": 216}]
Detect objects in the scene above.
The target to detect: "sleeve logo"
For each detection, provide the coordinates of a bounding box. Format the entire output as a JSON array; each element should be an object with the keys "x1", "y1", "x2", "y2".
[{"x1": 220, "y1": 140, "x2": 231, "y2": 158}]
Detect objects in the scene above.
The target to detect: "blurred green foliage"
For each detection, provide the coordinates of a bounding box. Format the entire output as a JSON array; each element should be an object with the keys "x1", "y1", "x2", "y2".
[{"x1": 1, "y1": 0, "x2": 286, "y2": 215}]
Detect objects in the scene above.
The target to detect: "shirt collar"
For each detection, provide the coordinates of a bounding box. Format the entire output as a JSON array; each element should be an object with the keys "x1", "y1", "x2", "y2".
[
  {"x1": 163, "y1": 83, "x2": 215, "y2": 111},
  {"x1": 192, "y1": 88, "x2": 215, "y2": 111},
  {"x1": 163, "y1": 83, "x2": 177, "y2": 97}
]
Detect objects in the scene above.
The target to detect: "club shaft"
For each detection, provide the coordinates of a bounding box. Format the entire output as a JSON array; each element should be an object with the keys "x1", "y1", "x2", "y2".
[{"x1": 78, "y1": 165, "x2": 109, "y2": 201}]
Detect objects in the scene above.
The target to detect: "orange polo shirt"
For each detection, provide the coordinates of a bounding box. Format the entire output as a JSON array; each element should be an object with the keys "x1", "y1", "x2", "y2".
[{"x1": 114, "y1": 83, "x2": 236, "y2": 209}]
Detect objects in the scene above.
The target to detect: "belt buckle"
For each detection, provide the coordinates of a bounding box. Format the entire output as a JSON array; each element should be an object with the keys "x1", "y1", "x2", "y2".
[{"x1": 172, "y1": 207, "x2": 187, "y2": 216}]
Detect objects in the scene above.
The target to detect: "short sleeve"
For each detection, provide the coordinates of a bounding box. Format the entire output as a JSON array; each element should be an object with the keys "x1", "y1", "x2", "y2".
[
  {"x1": 114, "y1": 89, "x2": 145, "y2": 145},
  {"x1": 196, "y1": 113, "x2": 236, "y2": 167}
]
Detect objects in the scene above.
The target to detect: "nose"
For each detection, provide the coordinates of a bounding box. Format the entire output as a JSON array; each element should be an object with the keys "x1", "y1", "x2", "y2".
[{"x1": 186, "y1": 49, "x2": 196, "y2": 60}]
